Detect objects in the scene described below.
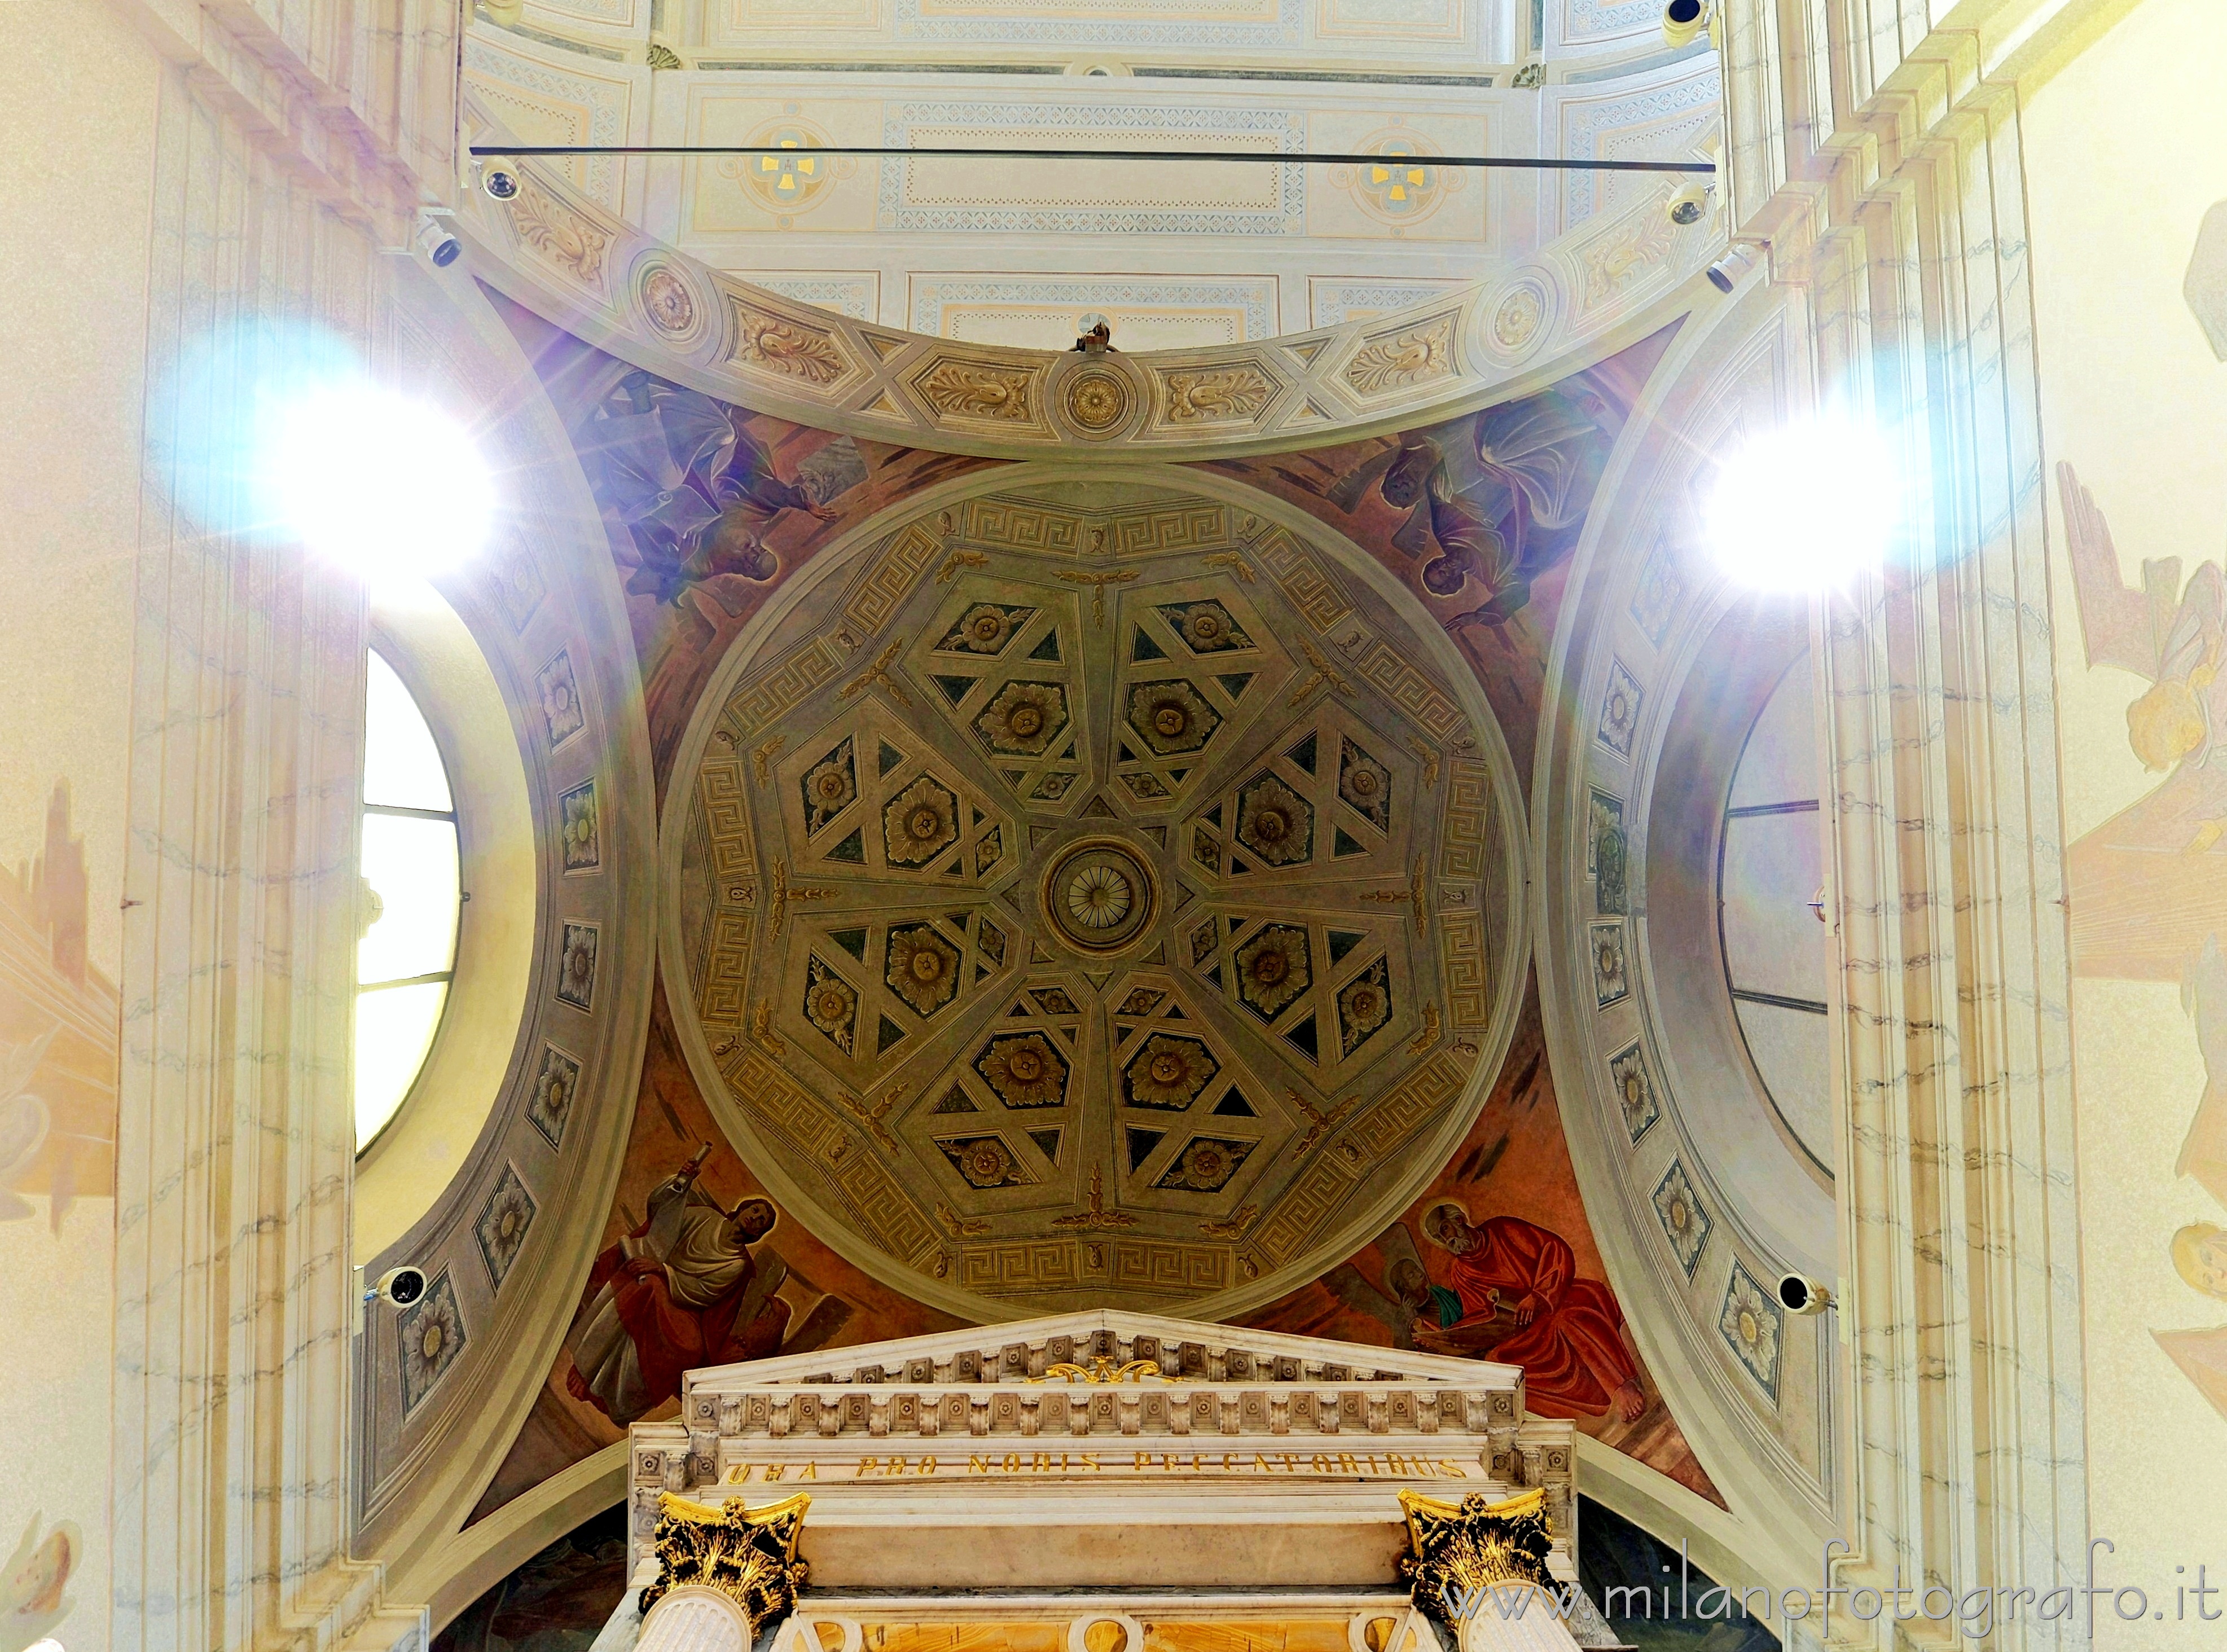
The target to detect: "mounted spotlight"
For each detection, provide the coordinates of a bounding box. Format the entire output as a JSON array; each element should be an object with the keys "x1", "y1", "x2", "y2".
[
  {"x1": 480, "y1": 164, "x2": 521, "y2": 203},
  {"x1": 1662, "y1": 0, "x2": 1721, "y2": 48},
  {"x1": 1777, "y1": 1273, "x2": 1831, "y2": 1317},
  {"x1": 1666, "y1": 181, "x2": 1714, "y2": 226},
  {"x1": 1706, "y1": 243, "x2": 1762, "y2": 293},
  {"x1": 413, "y1": 210, "x2": 462, "y2": 269}
]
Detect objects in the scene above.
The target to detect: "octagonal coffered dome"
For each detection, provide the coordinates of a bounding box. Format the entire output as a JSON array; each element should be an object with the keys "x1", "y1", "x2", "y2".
[{"x1": 665, "y1": 469, "x2": 1526, "y2": 1317}]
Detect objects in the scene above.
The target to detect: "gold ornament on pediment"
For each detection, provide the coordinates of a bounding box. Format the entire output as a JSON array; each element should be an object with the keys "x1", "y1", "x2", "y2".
[
  {"x1": 1027, "y1": 1356, "x2": 1180, "y2": 1385},
  {"x1": 641, "y1": 1490, "x2": 810, "y2": 1633}
]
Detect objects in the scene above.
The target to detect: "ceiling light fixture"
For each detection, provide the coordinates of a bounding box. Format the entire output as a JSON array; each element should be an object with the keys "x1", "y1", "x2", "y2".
[
  {"x1": 1703, "y1": 412, "x2": 1900, "y2": 594},
  {"x1": 257, "y1": 384, "x2": 495, "y2": 582}
]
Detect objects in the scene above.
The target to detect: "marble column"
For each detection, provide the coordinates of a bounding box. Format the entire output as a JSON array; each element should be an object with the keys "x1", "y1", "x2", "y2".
[
  {"x1": 1804, "y1": 45, "x2": 2089, "y2": 1652},
  {"x1": 110, "y1": 61, "x2": 424, "y2": 1652}
]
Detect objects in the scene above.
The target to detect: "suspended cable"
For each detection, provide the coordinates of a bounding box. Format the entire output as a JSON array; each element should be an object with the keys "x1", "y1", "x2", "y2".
[{"x1": 469, "y1": 143, "x2": 1714, "y2": 174}]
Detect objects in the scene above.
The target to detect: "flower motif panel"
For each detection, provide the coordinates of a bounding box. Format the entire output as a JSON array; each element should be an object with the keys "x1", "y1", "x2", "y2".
[
  {"x1": 1589, "y1": 920, "x2": 1628, "y2": 1008},
  {"x1": 397, "y1": 1269, "x2": 467, "y2": 1416},
  {"x1": 801, "y1": 737, "x2": 858, "y2": 835},
  {"x1": 1108, "y1": 582, "x2": 1287, "y2": 810},
  {"x1": 526, "y1": 1043, "x2": 582, "y2": 1150},
  {"x1": 884, "y1": 922, "x2": 963, "y2": 1017},
  {"x1": 937, "y1": 1133, "x2": 1034, "y2": 1190},
  {"x1": 908, "y1": 581, "x2": 1087, "y2": 809},
  {"x1": 557, "y1": 921, "x2": 599, "y2": 1010},
  {"x1": 537, "y1": 649, "x2": 585, "y2": 750},
  {"x1": 474, "y1": 1162, "x2": 538, "y2": 1291},
  {"x1": 560, "y1": 780, "x2": 600, "y2": 872},
  {"x1": 1597, "y1": 657, "x2": 1643, "y2": 759},
  {"x1": 802, "y1": 955, "x2": 861, "y2": 1055},
  {"x1": 1233, "y1": 924, "x2": 1313, "y2": 1021},
  {"x1": 1335, "y1": 957, "x2": 1394, "y2": 1054},
  {"x1": 1152, "y1": 1134, "x2": 1255, "y2": 1194},
  {"x1": 883, "y1": 775, "x2": 962, "y2": 868},
  {"x1": 778, "y1": 705, "x2": 1009, "y2": 883},
  {"x1": 938, "y1": 602, "x2": 1038, "y2": 656},
  {"x1": 1337, "y1": 738, "x2": 1392, "y2": 833},
  {"x1": 1608, "y1": 1040, "x2": 1658, "y2": 1144},
  {"x1": 1155, "y1": 599, "x2": 1253, "y2": 654},
  {"x1": 974, "y1": 1031, "x2": 1070, "y2": 1109},
  {"x1": 1125, "y1": 1032, "x2": 1220, "y2": 1109},
  {"x1": 1719, "y1": 1258, "x2": 1784, "y2": 1400},
  {"x1": 1651, "y1": 1158, "x2": 1712, "y2": 1278}
]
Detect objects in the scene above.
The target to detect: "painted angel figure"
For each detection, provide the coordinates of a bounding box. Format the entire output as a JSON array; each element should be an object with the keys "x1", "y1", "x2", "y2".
[
  {"x1": 2057, "y1": 462, "x2": 2227, "y2": 983},
  {"x1": 581, "y1": 371, "x2": 833, "y2": 617}
]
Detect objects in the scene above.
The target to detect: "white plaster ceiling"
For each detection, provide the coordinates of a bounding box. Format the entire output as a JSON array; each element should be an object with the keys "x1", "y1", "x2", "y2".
[{"x1": 461, "y1": 0, "x2": 1720, "y2": 340}]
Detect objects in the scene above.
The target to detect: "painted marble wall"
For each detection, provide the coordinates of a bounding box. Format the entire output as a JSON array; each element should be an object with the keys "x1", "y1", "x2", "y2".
[
  {"x1": 2027, "y1": 0, "x2": 2227, "y2": 1641},
  {"x1": 0, "y1": 0, "x2": 165, "y2": 1644},
  {"x1": 463, "y1": 295, "x2": 1719, "y2": 1532}
]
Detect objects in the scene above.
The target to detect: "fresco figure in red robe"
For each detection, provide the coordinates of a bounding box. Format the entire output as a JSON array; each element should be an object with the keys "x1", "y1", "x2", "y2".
[
  {"x1": 565, "y1": 1145, "x2": 792, "y2": 1425},
  {"x1": 1411, "y1": 1201, "x2": 1645, "y2": 1422}
]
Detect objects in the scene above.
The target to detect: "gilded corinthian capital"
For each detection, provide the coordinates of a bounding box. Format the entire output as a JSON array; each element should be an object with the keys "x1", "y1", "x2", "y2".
[
  {"x1": 1395, "y1": 1486, "x2": 1555, "y2": 1619},
  {"x1": 640, "y1": 1490, "x2": 811, "y2": 1635}
]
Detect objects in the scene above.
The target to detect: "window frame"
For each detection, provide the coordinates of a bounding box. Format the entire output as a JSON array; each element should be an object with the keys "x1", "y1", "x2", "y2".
[{"x1": 354, "y1": 642, "x2": 469, "y2": 1157}]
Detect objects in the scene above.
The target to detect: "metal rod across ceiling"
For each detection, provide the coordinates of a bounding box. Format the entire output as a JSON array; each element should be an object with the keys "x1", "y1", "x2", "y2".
[{"x1": 470, "y1": 144, "x2": 1715, "y2": 174}]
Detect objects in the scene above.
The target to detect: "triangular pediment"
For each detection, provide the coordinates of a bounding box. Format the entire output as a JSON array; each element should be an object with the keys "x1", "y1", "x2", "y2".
[{"x1": 687, "y1": 1310, "x2": 1523, "y2": 1390}]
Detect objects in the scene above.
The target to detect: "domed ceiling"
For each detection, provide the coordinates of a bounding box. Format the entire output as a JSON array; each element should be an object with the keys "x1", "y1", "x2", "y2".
[
  {"x1": 449, "y1": 299, "x2": 1719, "y2": 1539},
  {"x1": 669, "y1": 478, "x2": 1523, "y2": 1316}
]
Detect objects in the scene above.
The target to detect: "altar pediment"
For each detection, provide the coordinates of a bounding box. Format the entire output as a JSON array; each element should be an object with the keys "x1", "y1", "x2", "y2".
[{"x1": 629, "y1": 1313, "x2": 1575, "y2": 1596}]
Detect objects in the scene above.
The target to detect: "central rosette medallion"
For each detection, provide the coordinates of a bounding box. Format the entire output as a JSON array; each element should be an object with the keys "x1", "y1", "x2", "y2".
[
  {"x1": 672, "y1": 480, "x2": 1523, "y2": 1318},
  {"x1": 1043, "y1": 837, "x2": 1158, "y2": 954}
]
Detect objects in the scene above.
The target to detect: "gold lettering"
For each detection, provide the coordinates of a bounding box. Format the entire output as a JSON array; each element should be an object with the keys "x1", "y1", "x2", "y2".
[
  {"x1": 1003, "y1": 1453, "x2": 1022, "y2": 1473},
  {"x1": 1437, "y1": 1458, "x2": 1466, "y2": 1478},
  {"x1": 1337, "y1": 1453, "x2": 1360, "y2": 1475},
  {"x1": 799, "y1": 1461, "x2": 817, "y2": 1480},
  {"x1": 858, "y1": 1457, "x2": 880, "y2": 1477},
  {"x1": 970, "y1": 1456, "x2": 994, "y2": 1474},
  {"x1": 726, "y1": 1465, "x2": 752, "y2": 1483},
  {"x1": 764, "y1": 1464, "x2": 784, "y2": 1481},
  {"x1": 921, "y1": 1456, "x2": 938, "y2": 1475}
]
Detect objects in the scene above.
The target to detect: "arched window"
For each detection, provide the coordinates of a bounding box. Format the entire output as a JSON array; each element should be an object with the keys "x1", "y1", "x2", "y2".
[
  {"x1": 355, "y1": 651, "x2": 462, "y2": 1150},
  {"x1": 1716, "y1": 649, "x2": 1832, "y2": 1178}
]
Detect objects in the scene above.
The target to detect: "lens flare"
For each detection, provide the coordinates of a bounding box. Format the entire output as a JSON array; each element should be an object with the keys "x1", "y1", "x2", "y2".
[
  {"x1": 258, "y1": 384, "x2": 494, "y2": 579},
  {"x1": 1703, "y1": 414, "x2": 1899, "y2": 592}
]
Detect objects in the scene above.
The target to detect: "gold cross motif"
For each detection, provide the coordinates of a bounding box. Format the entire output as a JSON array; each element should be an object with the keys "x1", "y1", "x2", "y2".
[
  {"x1": 1202, "y1": 551, "x2": 1256, "y2": 584},
  {"x1": 1049, "y1": 1164, "x2": 1139, "y2": 1228},
  {"x1": 839, "y1": 639, "x2": 910, "y2": 707},
  {"x1": 934, "y1": 548, "x2": 989, "y2": 585},
  {"x1": 1197, "y1": 1203, "x2": 1259, "y2": 1240},
  {"x1": 842, "y1": 1085, "x2": 903, "y2": 1154},
  {"x1": 1408, "y1": 1001, "x2": 1442, "y2": 1055},
  {"x1": 767, "y1": 858, "x2": 836, "y2": 939},
  {"x1": 1055, "y1": 568, "x2": 1141, "y2": 623},
  {"x1": 936, "y1": 1201, "x2": 990, "y2": 1238},
  {"x1": 1287, "y1": 1089, "x2": 1360, "y2": 1157},
  {"x1": 1288, "y1": 640, "x2": 1357, "y2": 708},
  {"x1": 749, "y1": 1003, "x2": 785, "y2": 1058}
]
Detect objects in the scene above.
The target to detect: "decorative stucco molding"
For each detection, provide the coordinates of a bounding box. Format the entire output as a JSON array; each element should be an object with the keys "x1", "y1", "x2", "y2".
[{"x1": 454, "y1": 89, "x2": 1719, "y2": 461}]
